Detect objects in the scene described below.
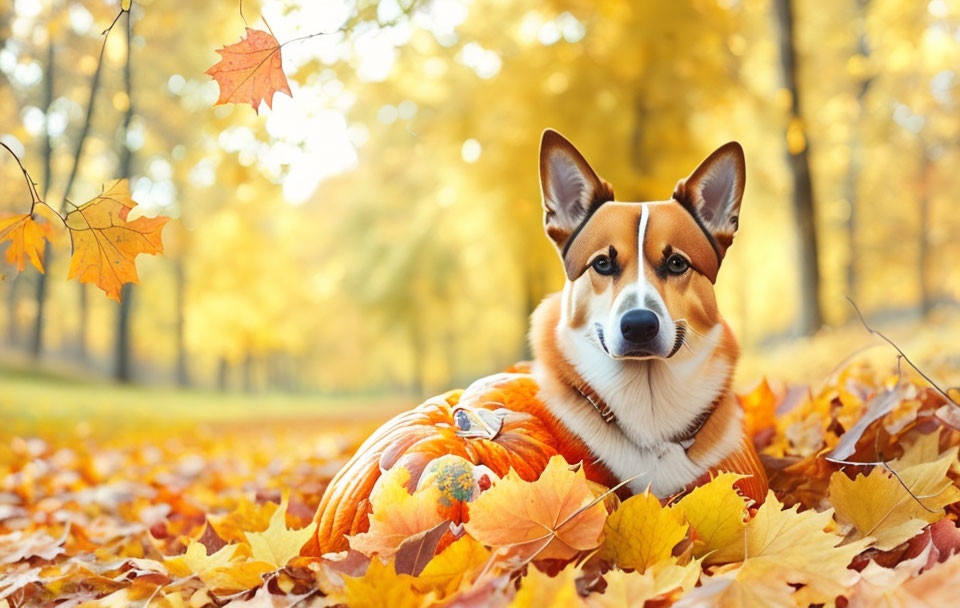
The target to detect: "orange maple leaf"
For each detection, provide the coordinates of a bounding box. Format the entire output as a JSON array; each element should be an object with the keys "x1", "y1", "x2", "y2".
[
  {"x1": 206, "y1": 27, "x2": 292, "y2": 112},
  {"x1": 463, "y1": 455, "x2": 608, "y2": 561},
  {"x1": 0, "y1": 213, "x2": 50, "y2": 273},
  {"x1": 65, "y1": 179, "x2": 170, "y2": 302}
]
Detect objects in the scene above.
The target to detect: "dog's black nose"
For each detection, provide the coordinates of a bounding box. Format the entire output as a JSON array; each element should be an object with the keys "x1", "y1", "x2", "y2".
[{"x1": 620, "y1": 309, "x2": 659, "y2": 344}]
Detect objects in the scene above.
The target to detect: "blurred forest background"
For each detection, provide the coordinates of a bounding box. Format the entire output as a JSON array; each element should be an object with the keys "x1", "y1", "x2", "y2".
[{"x1": 1, "y1": 0, "x2": 959, "y2": 409}]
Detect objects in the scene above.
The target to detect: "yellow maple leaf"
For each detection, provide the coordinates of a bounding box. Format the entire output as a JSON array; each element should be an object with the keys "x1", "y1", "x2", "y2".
[
  {"x1": 743, "y1": 492, "x2": 868, "y2": 603},
  {"x1": 243, "y1": 495, "x2": 317, "y2": 569},
  {"x1": 413, "y1": 536, "x2": 490, "y2": 598},
  {"x1": 509, "y1": 564, "x2": 581, "y2": 608},
  {"x1": 464, "y1": 455, "x2": 608, "y2": 561},
  {"x1": 586, "y1": 558, "x2": 702, "y2": 608},
  {"x1": 164, "y1": 541, "x2": 273, "y2": 593},
  {"x1": 339, "y1": 557, "x2": 436, "y2": 608},
  {"x1": 0, "y1": 214, "x2": 49, "y2": 273},
  {"x1": 64, "y1": 179, "x2": 169, "y2": 302},
  {"x1": 209, "y1": 498, "x2": 278, "y2": 544},
  {"x1": 672, "y1": 473, "x2": 749, "y2": 564},
  {"x1": 597, "y1": 490, "x2": 688, "y2": 572},
  {"x1": 348, "y1": 466, "x2": 448, "y2": 559},
  {"x1": 830, "y1": 433, "x2": 960, "y2": 550}
]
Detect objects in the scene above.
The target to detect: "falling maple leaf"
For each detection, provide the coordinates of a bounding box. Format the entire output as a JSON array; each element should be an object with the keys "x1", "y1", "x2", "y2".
[
  {"x1": 64, "y1": 179, "x2": 169, "y2": 302},
  {"x1": 464, "y1": 455, "x2": 608, "y2": 561},
  {"x1": 206, "y1": 27, "x2": 292, "y2": 112},
  {"x1": 597, "y1": 490, "x2": 688, "y2": 573},
  {"x1": 0, "y1": 214, "x2": 50, "y2": 273}
]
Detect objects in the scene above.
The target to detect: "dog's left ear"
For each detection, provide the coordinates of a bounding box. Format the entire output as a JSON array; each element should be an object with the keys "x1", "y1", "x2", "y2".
[
  {"x1": 539, "y1": 129, "x2": 615, "y2": 254},
  {"x1": 673, "y1": 142, "x2": 745, "y2": 260}
]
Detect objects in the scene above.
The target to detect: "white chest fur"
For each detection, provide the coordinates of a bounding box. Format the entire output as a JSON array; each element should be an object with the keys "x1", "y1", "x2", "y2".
[{"x1": 534, "y1": 323, "x2": 743, "y2": 496}]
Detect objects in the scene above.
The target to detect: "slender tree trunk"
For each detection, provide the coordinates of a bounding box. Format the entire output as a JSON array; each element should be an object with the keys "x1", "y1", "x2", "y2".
[
  {"x1": 174, "y1": 258, "x2": 189, "y2": 387},
  {"x1": 773, "y1": 0, "x2": 823, "y2": 334},
  {"x1": 29, "y1": 31, "x2": 56, "y2": 358},
  {"x1": 844, "y1": 0, "x2": 873, "y2": 310},
  {"x1": 919, "y1": 153, "x2": 934, "y2": 317},
  {"x1": 217, "y1": 357, "x2": 229, "y2": 391},
  {"x1": 5, "y1": 276, "x2": 18, "y2": 346},
  {"x1": 113, "y1": 11, "x2": 135, "y2": 382},
  {"x1": 33, "y1": 13, "x2": 110, "y2": 360}
]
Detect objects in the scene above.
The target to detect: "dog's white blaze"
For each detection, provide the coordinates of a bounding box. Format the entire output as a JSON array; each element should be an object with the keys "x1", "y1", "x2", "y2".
[{"x1": 637, "y1": 204, "x2": 649, "y2": 284}]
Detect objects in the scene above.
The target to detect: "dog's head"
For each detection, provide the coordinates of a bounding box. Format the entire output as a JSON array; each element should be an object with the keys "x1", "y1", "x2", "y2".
[{"x1": 539, "y1": 129, "x2": 745, "y2": 360}]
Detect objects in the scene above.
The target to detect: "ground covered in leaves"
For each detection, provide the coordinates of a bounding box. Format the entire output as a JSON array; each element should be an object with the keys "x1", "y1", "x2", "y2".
[{"x1": 3, "y1": 355, "x2": 960, "y2": 607}]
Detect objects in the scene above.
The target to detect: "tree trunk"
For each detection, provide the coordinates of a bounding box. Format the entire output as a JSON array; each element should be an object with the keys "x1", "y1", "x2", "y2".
[
  {"x1": 773, "y1": 0, "x2": 823, "y2": 334},
  {"x1": 918, "y1": 153, "x2": 934, "y2": 317},
  {"x1": 33, "y1": 10, "x2": 111, "y2": 360},
  {"x1": 217, "y1": 357, "x2": 229, "y2": 391},
  {"x1": 29, "y1": 29, "x2": 56, "y2": 358},
  {"x1": 844, "y1": 0, "x2": 873, "y2": 310},
  {"x1": 174, "y1": 258, "x2": 189, "y2": 387},
  {"x1": 113, "y1": 11, "x2": 135, "y2": 382}
]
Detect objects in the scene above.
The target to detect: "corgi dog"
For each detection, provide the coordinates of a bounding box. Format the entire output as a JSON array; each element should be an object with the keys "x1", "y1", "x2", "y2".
[{"x1": 307, "y1": 130, "x2": 766, "y2": 555}]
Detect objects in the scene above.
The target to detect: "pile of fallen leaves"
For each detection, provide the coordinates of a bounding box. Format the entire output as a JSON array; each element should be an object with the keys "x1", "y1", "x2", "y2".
[{"x1": 3, "y1": 359, "x2": 960, "y2": 607}]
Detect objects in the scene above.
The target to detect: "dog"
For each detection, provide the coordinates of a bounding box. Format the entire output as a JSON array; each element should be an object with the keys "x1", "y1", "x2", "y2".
[{"x1": 306, "y1": 130, "x2": 766, "y2": 555}]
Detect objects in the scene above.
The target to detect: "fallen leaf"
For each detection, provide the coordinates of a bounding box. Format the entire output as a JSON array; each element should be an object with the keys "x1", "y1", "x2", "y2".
[
  {"x1": 244, "y1": 495, "x2": 317, "y2": 569},
  {"x1": 464, "y1": 455, "x2": 608, "y2": 561},
  {"x1": 672, "y1": 473, "x2": 748, "y2": 564},
  {"x1": 597, "y1": 490, "x2": 688, "y2": 572},
  {"x1": 585, "y1": 558, "x2": 702, "y2": 608},
  {"x1": 206, "y1": 28, "x2": 292, "y2": 112},
  {"x1": 412, "y1": 536, "x2": 490, "y2": 598},
  {"x1": 738, "y1": 378, "x2": 778, "y2": 438},
  {"x1": 508, "y1": 565, "x2": 580, "y2": 608},
  {"x1": 830, "y1": 433, "x2": 960, "y2": 550},
  {"x1": 0, "y1": 214, "x2": 49, "y2": 272},
  {"x1": 348, "y1": 466, "x2": 448, "y2": 559},
  {"x1": 393, "y1": 521, "x2": 450, "y2": 577},
  {"x1": 339, "y1": 557, "x2": 436, "y2": 608},
  {"x1": 64, "y1": 179, "x2": 169, "y2": 302},
  {"x1": 743, "y1": 491, "x2": 869, "y2": 602},
  {"x1": 0, "y1": 527, "x2": 67, "y2": 564}
]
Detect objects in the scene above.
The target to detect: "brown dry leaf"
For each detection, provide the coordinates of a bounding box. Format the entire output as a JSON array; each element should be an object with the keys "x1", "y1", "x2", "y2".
[
  {"x1": 206, "y1": 28, "x2": 292, "y2": 112},
  {"x1": 348, "y1": 466, "x2": 448, "y2": 559},
  {"x1": 64, "y1": 179, "x2": 169, "y2": 302},
  {"x1": 0, "y1": 213, "x2": 49, "y2": 273},
  {"x1": 596, "y1": 490, "x2": 688, "y2": 573},
  {"x1": 464, "y1": 455, "x2": 608, "y2": 561}
]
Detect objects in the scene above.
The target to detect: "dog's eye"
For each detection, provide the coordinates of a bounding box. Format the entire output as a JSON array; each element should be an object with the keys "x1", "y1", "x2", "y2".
[
  {"x1": 666, "y1": 254, "x2": 689, "y2": 275},
  {"x1": 591, "y1": 255, "x2": 617, "y2": 276}
]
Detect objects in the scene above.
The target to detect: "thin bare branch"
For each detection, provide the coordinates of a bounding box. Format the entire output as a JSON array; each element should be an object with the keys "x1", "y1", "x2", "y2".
[{"x1": 847, "y1": 296, "x2": 957, "y2": 406}]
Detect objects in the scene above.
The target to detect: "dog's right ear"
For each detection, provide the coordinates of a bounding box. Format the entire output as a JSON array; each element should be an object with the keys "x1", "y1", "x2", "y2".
[{"x1": 539, "y1": 129, "x2": 614, "y2": 253}]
